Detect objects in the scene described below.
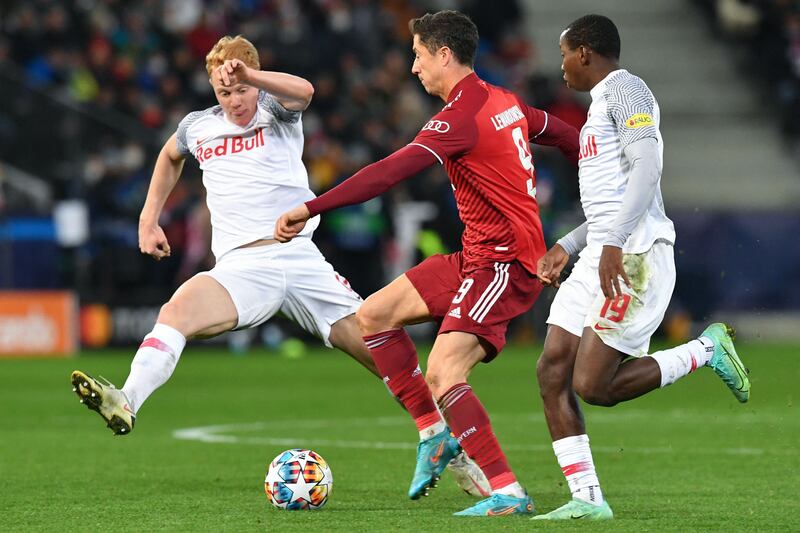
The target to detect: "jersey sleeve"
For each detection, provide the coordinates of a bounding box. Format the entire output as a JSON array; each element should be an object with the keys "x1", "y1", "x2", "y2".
[
  {"x1": 606, "y1": 77, "x2": 658, "y2": 149},
  {"x1": 175, "y1": 110, "x2": 207, "y2": 156},
  {"x1": 516, "y1": 98, "x2": 579, "y2": 165},
  {"x1": 409, "y1": 106, "x2": 478, "y2": 163},
  {"x1": 258, "y1": 90, "x2": 302, "y2": 123},
  {"x1": 519, "y1": 101, "x2": 549, "y2": 140},
  {"x1": 305, "y1": 144, "x2": 438, "y2": 216}
]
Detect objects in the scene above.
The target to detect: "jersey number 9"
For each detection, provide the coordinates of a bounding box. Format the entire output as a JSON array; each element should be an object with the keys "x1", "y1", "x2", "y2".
[{"x1": 512, "y1": 126, "x2": 536, "y2": 199}]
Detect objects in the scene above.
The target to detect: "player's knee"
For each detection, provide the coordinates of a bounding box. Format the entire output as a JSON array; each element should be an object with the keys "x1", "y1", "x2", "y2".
[
  {"x1": 426, "y1": 358, "x2": 466, "y2": 399},
  {"x1": 536, "y1": 349, "x2": 570, "y2": 397},
  {"x1": 157, "y1": 301, "x2": 184, "y2": 329},
  {"x1": 425, "y1": 369, "x2": 452, "y2": 400},
  {"x1": 573, "y1": 376, "x2": 616, "y2": 407},
  {"x1": 355, "y1": 297, "x2": 390, "y2": 334}
]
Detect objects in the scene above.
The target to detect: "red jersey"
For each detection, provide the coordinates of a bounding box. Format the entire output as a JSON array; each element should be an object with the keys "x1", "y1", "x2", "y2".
[
  {"x1": 410, "y1": 73, "x2": 577, "y2": 273},
  {"x1": 305, "y1": 73, "x2": 578, "y2": 275}
]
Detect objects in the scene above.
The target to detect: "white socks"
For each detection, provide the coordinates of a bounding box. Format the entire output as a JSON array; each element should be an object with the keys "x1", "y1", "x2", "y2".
[
  {"x1": 650, "y1": 337, "x2": 714, "y2": 388},
  {"x1": 553, "y1": 434, "x2": 604, "y2": 506},
  {"x1": 419, "y1": 420, "x2": 447, "y2": 441},
  {"x1": 493, "y1": 481, "x2": 526, "y2": 498},
  {"x1": 122, "y1": 323, "x2": 186, "y2": 414}
]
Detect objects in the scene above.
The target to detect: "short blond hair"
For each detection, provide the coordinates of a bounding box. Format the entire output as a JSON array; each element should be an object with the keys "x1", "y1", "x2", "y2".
[{"x1": 205, "y1": 35, "x2": 260, "y2": 77}]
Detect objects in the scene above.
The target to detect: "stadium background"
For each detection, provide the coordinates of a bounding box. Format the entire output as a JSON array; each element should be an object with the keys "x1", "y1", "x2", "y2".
[
  {"x1": 2, "y1": 0, "x2": 799, "y2": 355},
  {"x1": 1, "y1": 0, "x2": 799, "y2": 354}
]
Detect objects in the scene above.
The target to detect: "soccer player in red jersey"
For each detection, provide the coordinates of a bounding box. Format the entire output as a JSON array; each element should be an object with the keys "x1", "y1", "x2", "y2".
[{"x1": 276, "y1": 10, "x2": 579, "y2": 516}]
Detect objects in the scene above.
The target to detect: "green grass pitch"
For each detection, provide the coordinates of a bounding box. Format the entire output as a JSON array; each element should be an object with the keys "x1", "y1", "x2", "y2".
[{"x1": 1, "y1": 342, "x2": 797, "y2": 531}]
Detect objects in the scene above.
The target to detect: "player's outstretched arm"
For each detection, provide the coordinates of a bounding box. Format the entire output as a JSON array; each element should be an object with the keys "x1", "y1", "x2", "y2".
[
  {"x1": 212, "y1": 58, "x2": 314, "y2": 111},
  {"x1": 139, "y1": 133, "x2": 185, "y2": 261},
  {"x1": 274, "y1": 144, "x2": 437, "y2": 243}
]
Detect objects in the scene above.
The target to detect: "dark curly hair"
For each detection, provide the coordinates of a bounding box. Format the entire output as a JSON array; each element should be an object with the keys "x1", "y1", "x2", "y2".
[{"x1": 563, "y1": 14, "x2": 621, "y2": 60}]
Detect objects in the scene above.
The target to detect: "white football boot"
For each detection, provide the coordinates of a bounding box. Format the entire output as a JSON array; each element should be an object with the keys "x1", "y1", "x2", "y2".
[
  {"x1": 447, "y1": 450, "x2": 491, "y2": 497},
  {"x1": 71, "y1": 370, "x2": 135, "y2": 435}
]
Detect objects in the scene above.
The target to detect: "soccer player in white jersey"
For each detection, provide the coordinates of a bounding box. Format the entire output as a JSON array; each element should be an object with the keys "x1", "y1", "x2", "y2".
[
  {"x1": 531, "y1": 15, "x2": 751, "y2": 520},
  {"x1": 68, "y1": 34, "x2": 488, "y2": 498}
]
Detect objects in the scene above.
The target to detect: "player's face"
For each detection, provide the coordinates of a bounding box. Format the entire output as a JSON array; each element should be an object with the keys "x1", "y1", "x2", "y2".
[
  {"x1": 411, "y1": 35, "x2": 443, "y2": 97},
  {"x1": 559, "y1": 37, "x2": 588, "y2": 92},
  {"x1": 211, "y1": 77, "x2": 259, "y2": 127}
]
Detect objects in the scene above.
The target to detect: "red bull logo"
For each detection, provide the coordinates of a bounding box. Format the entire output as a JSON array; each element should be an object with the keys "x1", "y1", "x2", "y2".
[
  {"x1": 579, "y1": 134, "x2": 598, "y2": 161},
  {"x1": 196, "y1": 128, "x2": 265, "y2": 163}
]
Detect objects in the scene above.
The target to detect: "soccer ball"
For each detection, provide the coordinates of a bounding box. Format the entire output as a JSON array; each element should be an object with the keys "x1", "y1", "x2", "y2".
[{"x1": 264, "y1": 449, "x2": 333, "y2": 510}]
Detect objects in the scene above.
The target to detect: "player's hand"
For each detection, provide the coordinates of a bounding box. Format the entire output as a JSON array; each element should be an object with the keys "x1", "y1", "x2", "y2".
[
  {"x1": 274, "y1": 204, "x2": 311, "y2": 242},
  {"x1": 139, "y1": 223, "x2": 171, "y2": 261},
  {"x1": 213, "y1": 59, "x2": 252, "y2": 87},
  {"x1": 598, "y1": 245, "x2": 630, "y2": 299},
  {"x1": 537, "y1": 244, "x2": 569, "y2": 287}
]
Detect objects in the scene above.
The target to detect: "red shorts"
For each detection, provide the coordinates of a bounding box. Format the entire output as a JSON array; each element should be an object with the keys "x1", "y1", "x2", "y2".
[{"x1": 405, "y1": 252, "x2": 542, "y2": 361}]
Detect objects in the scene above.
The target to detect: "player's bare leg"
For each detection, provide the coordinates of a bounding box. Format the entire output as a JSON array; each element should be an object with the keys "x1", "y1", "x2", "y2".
[
  {"x1": 425, "y1": 331, "x2": 532, "y2": 516},
  {"x1": 572, "y1": 329, "x2": 659, "y2": 407},
  {"x1": 356, "y1": 274, "x2": 432, "y2": 335},
  {"x1": 574, "y1": 324, "x2": 749, "y2": 406},
  {"x1": 328, "y1": 314, "x2": 379, "y2": 378},
  {"x1": 356, "y1": 275, "x2": 489, "y2": 499},
  {"x1": 72, "y1": 275, "x2": 238, "y2": 434},
  {"x1": 532, "y1": 325, "x2": 612, "y2": 520},
  {"x1": 537, "y1": 326, "x2": 584, "y2": 440}
]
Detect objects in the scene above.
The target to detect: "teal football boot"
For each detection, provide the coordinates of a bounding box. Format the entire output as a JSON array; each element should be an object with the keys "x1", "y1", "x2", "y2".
[
  {"x1": 408, "y1": 430, "x2": 460, "y2": 499},
  {"x1": 531, "y1": 498, "x2": 613, "y2": 520},
  {"x1": 453, "y1": 492, "x2": 534, "y2": 516},
  {"x1": 701, "y1": 323, "x2": 750, "y2": 403}
]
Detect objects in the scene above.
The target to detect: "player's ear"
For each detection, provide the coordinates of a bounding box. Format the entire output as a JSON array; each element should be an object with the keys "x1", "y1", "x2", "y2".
[
  {"x1": 579, "y1": 45, "x2": 591, "y2": 65},
  {"x1": 439, "y1": 46, "x2": 451, "y2": 65}
]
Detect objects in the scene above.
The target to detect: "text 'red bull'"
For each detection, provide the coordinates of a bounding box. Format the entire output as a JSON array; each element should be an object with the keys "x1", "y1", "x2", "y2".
[{"x1": 196, "y1": 128, "x2": 265, "y2": 163}]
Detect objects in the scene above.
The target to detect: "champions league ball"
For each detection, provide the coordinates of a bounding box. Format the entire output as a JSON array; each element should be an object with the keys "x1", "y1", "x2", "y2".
[{"x1": 264, "y1": 449, "x2": 333, "y2": 510}]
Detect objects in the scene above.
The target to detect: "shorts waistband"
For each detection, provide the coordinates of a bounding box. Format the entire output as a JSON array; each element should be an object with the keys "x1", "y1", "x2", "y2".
[{"x1": 237, "y1": 238, "x2": 280, "y2": 249}]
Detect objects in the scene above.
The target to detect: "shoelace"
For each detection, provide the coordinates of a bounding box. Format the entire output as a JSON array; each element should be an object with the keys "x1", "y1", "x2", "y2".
[{"x1": 97, "y1": 375, "x2": 118, "y2": 389}]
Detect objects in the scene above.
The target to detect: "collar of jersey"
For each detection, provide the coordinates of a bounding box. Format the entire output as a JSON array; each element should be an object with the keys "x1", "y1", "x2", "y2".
[
  {"x1": 447, "y1": 72, "x2": 479, "y2": 102},
  {"x1": 590, "y1": 68, "x2": 628, "y2": 100}
]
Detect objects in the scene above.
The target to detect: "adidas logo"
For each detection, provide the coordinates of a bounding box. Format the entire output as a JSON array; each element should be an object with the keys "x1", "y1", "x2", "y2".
[{"x1": 448, "y1": 307, "x2": 462, "y2": 319}]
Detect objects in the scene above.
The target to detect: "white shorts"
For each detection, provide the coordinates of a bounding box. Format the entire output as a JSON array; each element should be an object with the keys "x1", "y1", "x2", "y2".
[
  {"x1": 546, "y1": 240, "x2": 675, "y2": 356},
  {"x1": 199, "y1": 236, "x2": 362, "y2": 347}
]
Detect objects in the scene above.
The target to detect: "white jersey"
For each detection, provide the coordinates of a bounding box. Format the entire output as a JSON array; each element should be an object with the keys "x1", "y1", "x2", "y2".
[
  {"x1": 176, "y1": 91, "x2": 319, "y2": 259},
  {"x1": 578, "y1": 69, "x2": 675, "y2": 256}
]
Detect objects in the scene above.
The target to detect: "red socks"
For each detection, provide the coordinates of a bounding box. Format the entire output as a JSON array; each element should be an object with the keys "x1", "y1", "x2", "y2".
[
  {"x1": 438, "y1": 383, "x2": 516, "y2": 490},
  {"x1": 363, "y1": 329, "x2": 440, "y2": 431}
]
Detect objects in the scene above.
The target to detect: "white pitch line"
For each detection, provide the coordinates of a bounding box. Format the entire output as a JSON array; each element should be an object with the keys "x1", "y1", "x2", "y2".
[{"x1": 172, "y1": 415, "x2": 795, "y2": 457}]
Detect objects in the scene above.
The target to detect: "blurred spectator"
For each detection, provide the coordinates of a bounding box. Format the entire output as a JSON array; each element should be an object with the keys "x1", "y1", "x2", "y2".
[
  {"x1": 0, "y1": 0, "x2": 580, "y2": 301},
  {"x1": 695, "y1": 0, "x2": 800, "y2": 147}
]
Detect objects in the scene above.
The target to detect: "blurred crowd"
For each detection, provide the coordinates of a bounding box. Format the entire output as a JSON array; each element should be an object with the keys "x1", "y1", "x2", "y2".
[
  {"x1": 0, "y1": 0, "x2": 585, "y2": 302},
  {"x1": 695, "y1": 0, "x2": 800, "y2": 147}
]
